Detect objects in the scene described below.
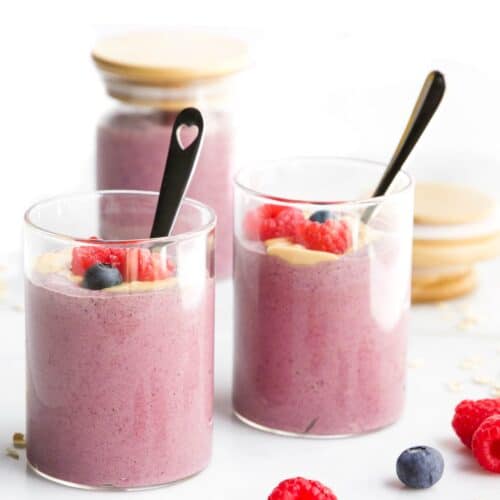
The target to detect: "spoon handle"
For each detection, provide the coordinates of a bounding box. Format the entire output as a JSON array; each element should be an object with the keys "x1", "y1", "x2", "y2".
[
  {"x1": 362, "y1": 71, "x2": 445, "y2": 223},
  {"x1": 150, "y1": 107, "x2": 204, "y2": 238}
]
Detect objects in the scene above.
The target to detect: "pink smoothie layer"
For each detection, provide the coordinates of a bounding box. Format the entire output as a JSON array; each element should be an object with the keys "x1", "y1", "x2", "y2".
[
  {"x1": 97, "y1": 111, "x2": 234, "y2": 279},
  {"x1": 233, "y1": 239, "x2": 409, "y2": 436},
  {"x1": 26, "y1": 272, "x2": 214, "y2": 487}
]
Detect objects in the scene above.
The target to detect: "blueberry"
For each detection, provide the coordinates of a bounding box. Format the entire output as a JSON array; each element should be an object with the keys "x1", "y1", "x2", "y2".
[
  {"x1": 396, "y1": 446, "x2": 444, "y2": 489},
  {"x1": 82, "y1": 263, "x2": 123, "y2": 290},
  {"x1": 309, "y1": 210, "x2": 335, "y2": 223}
]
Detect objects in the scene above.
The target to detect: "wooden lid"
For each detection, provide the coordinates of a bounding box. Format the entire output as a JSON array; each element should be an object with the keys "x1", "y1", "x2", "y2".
[{"x1": 92, "y1": 31, "x2": 248, "y2": 86}]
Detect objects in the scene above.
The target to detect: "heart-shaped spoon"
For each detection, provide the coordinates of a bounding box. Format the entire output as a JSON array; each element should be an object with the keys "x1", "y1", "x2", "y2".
[
  {"x1": 362, "y1": 70, "x2": 446, "y2": 223},
  {"x1": 150, "y1": 107, "x2": 205, "y2": 238}
]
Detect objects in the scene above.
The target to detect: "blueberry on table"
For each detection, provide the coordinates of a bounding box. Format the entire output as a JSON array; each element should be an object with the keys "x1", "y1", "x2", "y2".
[
  {"x1": 82, "y1": 263, "x2": 123, "y2": 290},
  {"x1": 309, "y1": 210, "x2": 334, "y2": 223},
  {"x1": 396, "y1": 446, "x2": 444, "y2": 489}
]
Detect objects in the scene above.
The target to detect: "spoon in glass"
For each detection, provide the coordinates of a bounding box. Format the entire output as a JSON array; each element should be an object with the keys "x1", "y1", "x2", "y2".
[{"x1": 361, "y1": 70, "x2": 446, "y2": 223}]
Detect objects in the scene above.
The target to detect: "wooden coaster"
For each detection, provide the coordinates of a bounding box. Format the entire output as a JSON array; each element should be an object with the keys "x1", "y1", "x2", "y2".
[
  {"x1": 412, "y1": 268, "x2": 477, "y2": 303},
  {"x1": 415, "y1": 182, "x2": 495, "y2": 225},
  {"x1": 413, "y1": 232, "x2": 500, "y2": 267},
  {"x1": 412, "y1": 265, "x2": 471, "y2": 287}
]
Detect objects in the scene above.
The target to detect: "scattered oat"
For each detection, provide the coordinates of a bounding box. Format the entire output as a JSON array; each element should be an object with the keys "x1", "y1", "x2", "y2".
[
  {"x1": 459, "y1": 360, "x2": 475, "y2": 370},
  {"x1": 457, "y1": 318, "x2": 478, "y2": 331},
  {"x1": 456, "y1": 303, "x2": 487, "y2": 332},
  {"x1": 459, "y1": 356, "x2": 484, "y2": 370},
  {"x1": 12, "y1": 432, "x2": 25, "y2": 449},
  {"x1": 408, "y1": 358, "x2": 425, "y2": 369},
  {"x1": 461, "y1": 302, "x2": 482, "y2": 317},
  {"x1": 472, "y1": 374, "x2": 494, "y2": 386},
  {"x1": 491, "y1": 388, "x2": 500, "y2": 398},
  {"x1": 436, "y1": 301, "x2": 454, "y2": 321},
  {"x1": 446, "y1": 381, "x2": 463, "y2": 393},
  {"x1": 457, "y1": 322, "x2": 468, "y2": 331},
  {"x1": 6, "y1": 447, "x2": 19, "y2": 460}
]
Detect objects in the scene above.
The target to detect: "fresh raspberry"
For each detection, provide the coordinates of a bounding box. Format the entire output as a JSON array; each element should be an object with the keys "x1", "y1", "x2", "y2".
[
  {"x1": 71, "y1": 247, "x2": 116, "y2": 276},
  {"x1": 153, "y1": 252, "x2": 174, "y2": 280},
  {"x1": 452, "y1": 398, "x2": 500, "y2": 448},
  {"x1": 125, "y1": 248, "x2": 173, "y2": 281},
  {"x1": 295, "y1": 219, "x2": 351, "y2": 254},
  {"x1": 72, "y1": 246, "x2": 173, "y2": 282},
  {"x1": 471, "y1": 414, "x2": 500, "y2": 473},
  {"x1": 244, "y1": 204, "x2": 305, "y2": 241},
  {"x1": 108, "y1": 248, "x2": 127, "y2": 277},
  {"x1": 260, "y1": 204, "x2": 289, "y2": 218},
  {"x1": 268, "y1": 477, "x2": 337, "y2": 500}
]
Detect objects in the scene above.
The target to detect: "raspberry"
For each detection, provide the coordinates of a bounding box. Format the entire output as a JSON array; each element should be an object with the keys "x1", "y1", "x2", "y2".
[
  {"x1": 268, "y1": 477, "x2": 337, "y2": 500},
  {"x1": 295, "y1": 219, "x2": 351, "y2": 254},
  {"x1": 72, "y1": 246, "x2": 173, "y2": 282},
  {"x1": 108, "y1": 248, "x2": 127, "y2": 277},
  {"x1": 452, "y1": 398, "x2": 500, "y2": 448},
  {"x1": 72, "y1": 247, "x2": 128, "y2": 278},
  {"x1": 471, "y1": 414, "x2": 500, "y2": 473},
  {"x1": 244, "y1": 204, "x2": 305, "y2": 241}
]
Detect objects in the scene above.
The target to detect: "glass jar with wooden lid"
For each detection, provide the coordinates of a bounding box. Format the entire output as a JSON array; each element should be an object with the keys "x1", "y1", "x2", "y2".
[{"x1": 92, "y1": 31, "x2": 248, "y2": 279}]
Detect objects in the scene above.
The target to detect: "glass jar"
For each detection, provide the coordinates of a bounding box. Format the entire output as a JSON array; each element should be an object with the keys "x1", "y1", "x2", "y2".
[
  {"x1": 92, "y1": 32, "x2": 248, "y2": 279},
  {"x1": 25, "y1": 191, "x2": 216, "y2": 489},
  {"x1": 233, "y1": 158, "x2": 413, "y2": 437}
]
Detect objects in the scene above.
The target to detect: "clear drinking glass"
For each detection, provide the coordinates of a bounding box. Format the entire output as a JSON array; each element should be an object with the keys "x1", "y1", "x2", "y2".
[
  {"x1": 24, "y1": 191, "x2": 216, "y2": 489},
  {"x1": 233, "y1": 157, "x2": 414, "y2": 437}
]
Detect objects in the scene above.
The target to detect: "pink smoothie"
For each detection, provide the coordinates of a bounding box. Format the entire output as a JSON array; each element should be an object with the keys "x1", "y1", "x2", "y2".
[
  {"x1": 233, "y1": 238, "x2": 409, "y2": 436},
  {"x1": 97, "y1": 111, "x2": 234, "y2": 279},
  {"x1": 26, "y1": 272, "x2": 214, "y2": 487}
]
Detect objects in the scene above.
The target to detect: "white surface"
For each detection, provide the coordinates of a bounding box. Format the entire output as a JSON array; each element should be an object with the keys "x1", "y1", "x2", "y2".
[{"x1": 1, "y1": 262, "x2": 500, "y2": 499}]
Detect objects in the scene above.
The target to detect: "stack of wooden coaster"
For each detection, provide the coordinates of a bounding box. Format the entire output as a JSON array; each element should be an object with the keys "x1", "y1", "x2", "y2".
[{"x1": 412, "y1": 182, "x2": 500, "y2": 302}]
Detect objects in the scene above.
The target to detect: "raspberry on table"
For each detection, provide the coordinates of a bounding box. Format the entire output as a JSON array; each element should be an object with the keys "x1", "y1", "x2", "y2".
[
  {"x1": 295, "y1": 219, "x2": 352, "y2": 254},
  {"x1": 452, "y1": 398, "x2": 500, "y2": 448},
  {"x1": 244, "y1": 204, "x2": 305, "y2": 241},
  {"x1": 268, "y1": 477, "x2": 337, "y2": 500},
  {"x1": 471, "y1": 414, "x2": 500, "y2": 473}
]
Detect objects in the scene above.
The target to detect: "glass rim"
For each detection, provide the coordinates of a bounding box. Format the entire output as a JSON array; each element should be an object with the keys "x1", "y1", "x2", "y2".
[
  {"x1": 234, "y1": 156, "x2": 414, "y2": 207},
  {"x1": 24, "y1": 190, "x2": 217, "y2": 245}
]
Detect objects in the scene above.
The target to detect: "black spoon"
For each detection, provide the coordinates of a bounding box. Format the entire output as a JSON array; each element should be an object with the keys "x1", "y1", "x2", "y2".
[
  {"x1": 361, "y1": 70, "x2": 446, "y2": 223},
  {"x1": 150, "y1": 107, "x2": 204, "y2": 238}
]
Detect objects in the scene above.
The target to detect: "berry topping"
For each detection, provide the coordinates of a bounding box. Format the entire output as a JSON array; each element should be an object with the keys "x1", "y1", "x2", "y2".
[
  {"x1": 72, "y1": 246, "x2": 173, "y2": 282},
  {"x1": 82, "y1": 263, "x2": 123, "y2": 290},
  {"x1": 452, "y1": 398, "x2": 500, "y2": 448},
  {"x1": 71, "y1": 247, "x2": 119, "y2": 277},
  {"x1": 309, "y1": 210, "x2": 335, "y2": 223},
  {"x1": 268, "y1": 477, "x2": 337, "y2": 500},
  {"x1": 244, "y1": 204, "x2": 305, "y2": 241},
  {"x1": 396, "y1": 446, "x2": 444, "y2": 489},
  {"x1": 295, "y1": 219, "x2": 351, "y2": 254},
  {"x1": 471, "y1": 414, "x2": 500, "y2": 473}
]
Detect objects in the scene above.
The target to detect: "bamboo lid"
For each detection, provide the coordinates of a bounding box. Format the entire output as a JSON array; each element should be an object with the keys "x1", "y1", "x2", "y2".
[{"x1": 92, "y1": 31, "x2": 248, "y2": 86}]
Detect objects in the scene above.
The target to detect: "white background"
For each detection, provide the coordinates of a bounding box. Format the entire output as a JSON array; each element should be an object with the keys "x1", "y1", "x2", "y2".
[
  {"x1": 1, "y1": 1, "x2": 500, "y2": 499},
  {"x1": 2, "y1": 1, "x2": 500, "y2": 251}
]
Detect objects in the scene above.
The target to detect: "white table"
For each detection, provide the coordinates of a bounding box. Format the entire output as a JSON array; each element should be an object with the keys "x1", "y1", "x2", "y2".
[{"x1": 1, "y1": 261, "x2": 499, "y2": 499}]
